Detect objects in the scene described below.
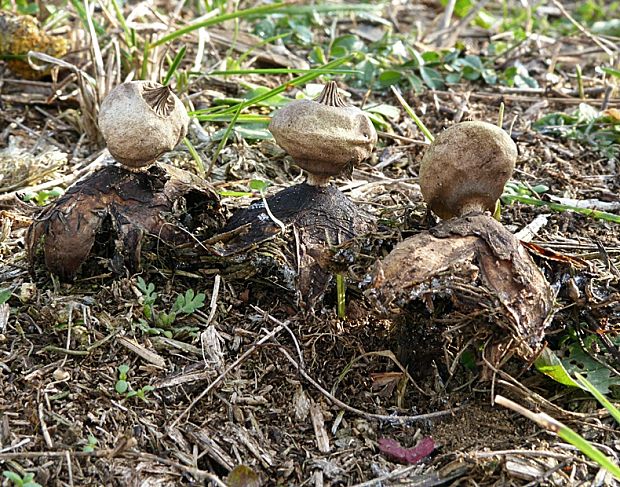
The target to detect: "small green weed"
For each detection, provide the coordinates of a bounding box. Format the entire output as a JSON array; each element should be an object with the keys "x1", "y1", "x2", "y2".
[
  {"x1": 126, "y1": 385, "x2": 155, "y2": 402},
  {"x1": 114, "y1": 363, "x2": 155, "y2": 403},
  {"x1": 20, "y1": 187, "x2": 64, "y2": 206},
  {"x1": 2, "y1": 471, "x2": 42, "y2": 487},
  {"x1": 533, "y1": 103, "x2": 620, "y2": 162},
  {"x1": 135, "y1": 277, "x2": 205, "y2": 338},
  {"x1": 115, "y1": 364, "x2": 130, "y2": 394},
  {"x1": 0, "y1": 288, "x2": 11, "y2": 305},
  {"x1": 82, "y1": 434, "x2": 98, "y2": 453}
]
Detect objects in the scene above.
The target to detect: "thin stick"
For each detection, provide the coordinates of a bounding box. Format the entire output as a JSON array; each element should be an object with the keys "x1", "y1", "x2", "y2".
[
  {"x1": 205, "y1": 274, "x2": 221, "y2": 326},
  {"x1": 169, "y1": 324, "x2": 284, "y2": 428},
  {"x1": 390, "y1": 86, "x2": 434, "y2": 142},
  {"x1": 497, "y1": 102, "x2": 505, "y2": 128},
  {"x1": 549, "y1": 0, "x2": 615, "y2": 57},
  {"x1": 277, "y1": 344, "x2": 459, "y2": 423}
]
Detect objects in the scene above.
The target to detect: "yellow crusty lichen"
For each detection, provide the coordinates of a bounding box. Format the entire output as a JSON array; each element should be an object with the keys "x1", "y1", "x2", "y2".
[{"x1": 0, "y1": 13, "x2": 68, "y2": 79}]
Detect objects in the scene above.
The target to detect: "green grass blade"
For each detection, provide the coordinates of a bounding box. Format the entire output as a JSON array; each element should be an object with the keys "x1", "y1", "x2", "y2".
[
  {"x1": 109, "y1": 0, "x2": 133, "y2": 48},
  {"x1": 152, "y1": 3, "x2": 382, "y2": 47},
  {"x1": 70, "y1": 0, "x2": 105, "y2": 37},
  {"x1": 501, "y1": 194, "x2": 620, "y2": 223},
  {"x1": 558, "y1": 424, "x2": 620, "y2": 479},
  {"x1": 496, "y1": 395, "x2": 620, "y2": 480},
  {"x1": 193, "y1": 54, "x2": 355, "y2": 119},
  {"x1": 193, "y1": 114, "x2": 271, "y2": 123},
  {"x1": 140, "y1": 38, "x2": 150, "y2": 81},
  {"x1": 208, "y1": 68, "x2": 360, "y2": 76},
  {"x1": 391, "y1": 86, "x2": 434, "y2": 142},
  {"x1": 208, "y1": 103, "x2": 244, "y2": 177},
  {"x1": 336, "y1": 274, "x2": 346, "y2": 318},
  {"x1": 184, "y1": 137, "x2": 205, "y2": 177},
  {"x1": 575, "y1": 372, "x2": 620, "y2": 426},
  {"x1": 163, "y1": 46, "x2": 187, "y2": 86},
  {"x1": 601, "y1": 66, "x2": 620, "y2": 78}
]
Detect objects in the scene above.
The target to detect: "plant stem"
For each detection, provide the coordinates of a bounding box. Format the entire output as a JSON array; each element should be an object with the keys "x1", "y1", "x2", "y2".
[
  {"x1": 576, "y1": 64, "x2": 585, "y2": 99},
  {"x1": 391, "y1": 86, "x2": 434, "y2": 143},
  {"x1": 496, "y1": 395, "x2": 620, "y2": 480},
  {"x1": 336, "y1": 274, "x2": 346, "y2": 319},
  {"x1": 183, "y1": 137, "x2": 205, "y2": 176},
  {"x1": 501, "y1": 194, "x2": 620, "y2": 223}
]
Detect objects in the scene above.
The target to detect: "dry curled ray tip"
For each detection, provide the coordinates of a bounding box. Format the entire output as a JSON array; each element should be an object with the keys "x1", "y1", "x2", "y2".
[{"x1": 26, "y1": 164, "x2": 222, "y2": 281}]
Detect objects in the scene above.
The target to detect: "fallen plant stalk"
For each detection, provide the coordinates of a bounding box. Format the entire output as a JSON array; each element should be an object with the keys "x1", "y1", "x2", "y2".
[
  {"x1": 495, "y1": 395, "x2": 620, "y2": 479},
  {"x1": 502, "y1": 194, "x2": 620, "y2": 223}
]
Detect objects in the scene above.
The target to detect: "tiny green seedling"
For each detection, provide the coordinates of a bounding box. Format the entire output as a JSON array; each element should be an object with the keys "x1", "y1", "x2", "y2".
[
  {"x1": 114, "y1": 364, "x2": 154, "y2": 403},
  {"x1": 126, "y1": 385, "x2": 155, "y2": 403},
  {"x1": 115, "y1": 364, "x2": 130, "y2": 394},
  {"x1": 20, "y1": 187, "x2": 64, "y2": 206},
  {"x1": 82, "y1": 434, "x2": 98, "y2": 453},
  {"x1": 2, "y1": 471, "x2": 42, "y2": 487},
  {"x1": 135, "y1": 278, "x2": 205, "y2": 338}
]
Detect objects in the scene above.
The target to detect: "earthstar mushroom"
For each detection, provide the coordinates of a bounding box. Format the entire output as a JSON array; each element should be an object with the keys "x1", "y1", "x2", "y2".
[
  {"x1": 220, "y1": 82, "x2": 378, "y2": 307},
  {"x1": 371, "y1": 120, "x2": 553, "y2": 366},
  {"x1": 98, "y1": 80, "x2": 190, "y2": 169}
]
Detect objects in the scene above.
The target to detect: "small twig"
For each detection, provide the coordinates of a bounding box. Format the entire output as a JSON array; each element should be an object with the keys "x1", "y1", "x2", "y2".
[
  {"x1": 434, "y1": 0, "x2": 456, "y2": 47},
  {"x1": 0, "y1": 439, "x2": 30, "y2": 454},
  {"x1": 0, "y1": 151, "x2": 107, "y2": 202},
  {"x1": 497, "y1": 102, "x2": 505, "y2": 128},
  {"x1": 117, "y1": 336, "x2": 166, "y2": 368},
  {"x1": 253, "y1": 305, "x2": 304, "y2": 369},
  {"x1": 349, "y1": 465, "x2": 417, "y2": 487},
  {"x1": 276, "y1": 344, "x2": 458, "y2": 423},
  {"x1": 38, "y1": 403, "x2": 53, "y2": 448},
  {"x1": 43, "y1": 329, "x2": 121, "y2": 357},
  {"x1": 205, "y1": 274, "x2": 221, "y2": 326},
  {"x1": 65, "y1": 450, "x2": 74, "y2": 487}
]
